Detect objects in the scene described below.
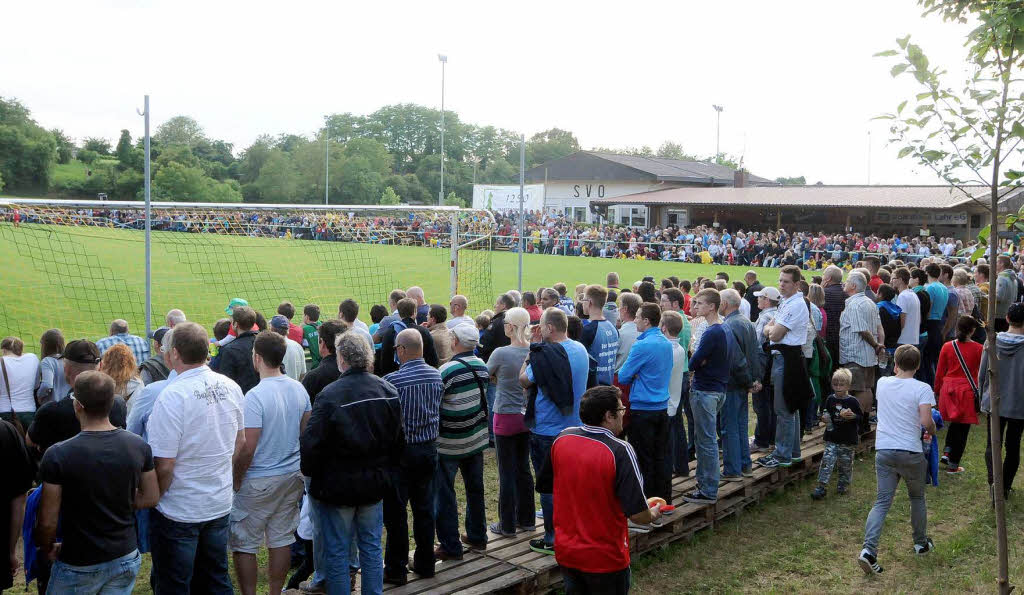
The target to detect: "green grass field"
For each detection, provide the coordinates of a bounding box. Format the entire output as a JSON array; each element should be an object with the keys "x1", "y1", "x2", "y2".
[{"x1": 0, "y1": 222, "x2": 777, "y2": 349}]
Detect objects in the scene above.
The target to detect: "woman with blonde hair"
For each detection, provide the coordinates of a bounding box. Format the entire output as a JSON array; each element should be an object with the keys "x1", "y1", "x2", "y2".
[
  {"x1": 1, "y1": 336, "x2": 39, "y2": 432},
  {"x1": 99, "y1": 344, "x2": 144, "y2": 405},
  {"x1": 484, "y1": 306, "x2": 535, "y2": 536}
]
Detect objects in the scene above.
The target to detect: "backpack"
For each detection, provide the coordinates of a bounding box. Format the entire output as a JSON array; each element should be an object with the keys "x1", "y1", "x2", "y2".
[
  {"x1": 390, "y1": 320, "x2": 408, "y2": 364},
  {"x1": 878, "y1": 306, "x2": 901, "y2": 349},
  {"x1": 916, "y1": 290, "x2": 931, "y2": 334}
]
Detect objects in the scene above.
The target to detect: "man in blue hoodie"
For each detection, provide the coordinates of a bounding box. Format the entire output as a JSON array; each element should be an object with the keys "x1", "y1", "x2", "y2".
[
  {"x1": 686, "y1": 289, "x2": 732, "y2": 504},
  {"x1": 618, "y1": 302, "x2": 674, "y2": 506}
]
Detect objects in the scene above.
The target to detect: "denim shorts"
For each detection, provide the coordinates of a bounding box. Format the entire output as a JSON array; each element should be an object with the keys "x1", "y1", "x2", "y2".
[{"x1": 47, "y1": 549, "x2": 141, "y2": 595}]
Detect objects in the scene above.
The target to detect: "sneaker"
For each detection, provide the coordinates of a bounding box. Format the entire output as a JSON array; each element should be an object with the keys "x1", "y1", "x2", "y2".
[
  {"x1": 790, "y1": 457, "x2": 803, "y2": 464},
  {"x1": 299, "y1": 580, "x2": 327, "y2": 594},
  {"x1": 755, "y1": 454, "x2": 778, "y2": 467},
  {"x1": 535, "y1": 510, "x2": 544, "y2": 519},
  {"x1": 489, "y1": 522, "x2": 515, "y2": 537},
  {"x1": 529, "y1": 538, "x2": 555, "y2": 555},
  {"x1": 940, "y1": 454, "x2": 950, "y2": 465},
  {"x1": 683, "y1": 490, "x2": 718, "y2": 505},
  {"x1": 517, "y1": 524, "x2": 535, "y2": 533},
  {"x1": 811, "y1": 485, "x2": 827, "y2": 500},
  {"x1": 650, "y1": 517, "x2": 668, "y2": 528},
  {"x1": 858, "y1": 549, "x2": 883, "y2": 575},
  {"x1": 433, "y1": 545, "x2": 463, "y2": 561},
  {"x1": 627, "y1": 519, "x2": 652, "y2": 533},
  {"x1": 946, "y1": 466, "x2": 965, "y2": 475},
  {"x1": 914, "y1": 538, "x2": 935, "y2": 555},
  {"x1": 759, "y1": 456, "x2": 791, "y2": 469},
  {"x1": 741, "y1": 467, "x2": 754, "y2": 477},
  {"x1": 382, "y1": 574, "x2": 408, "y2": 587},
  {"x1": 721, "y1": 474, "x2": 744, "y2": 483}
]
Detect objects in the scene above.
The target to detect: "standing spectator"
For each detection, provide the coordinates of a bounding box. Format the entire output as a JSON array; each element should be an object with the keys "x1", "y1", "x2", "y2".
[
  {"x1": 935, "y1": 316, "x2": 982, "y2": 475},
  {"x1": 37, "y1": 328, "x2": 70, "y2": 404},
  {"x1": 128, "y1": 329, "x2": 176, "y2": 441},
  {"x1": 165, "y1": 309, "x2": 187, "y2": 328},
  {"x1": 606, "y1": 272, "x2": 620, "y2": 291},
  {"x1": 580, "y1": 285, "x2": 619, "y2": 386},
  {"x1": 751, "y1": 287, "x2": 780, "y2": 453},
  {"x1": 720, "y1": 288, "x2": 762, "y2": 481},
  {"x1": 994, "y1": 255, "x2": 1019, "y2": 332},
  {"x1": 758, "y1": 266, "x2": 812, "y2": 469},
  {"x1": 810, "y1": 368, "x2": 861, "y2": 500},
  {"x1": 426, "y1": 304, "x2": 453, "y2": 364},
  {"x1": 858, "y1": 345, "x2": 936, "y2": 575},
  {"x1": 371, "y1": 289, "x2": 407, "y2": 344},
  {"x1": 893, "y1": 268, "x2": 921, "y2": 350},
  {"x1": 520, "y1": 307, "x2": 590, "y2": 556},
  {"x1": 618, "y1": 303, "x2": 673, "y2": 506},
  {"x1": 302, "y1": 304, "x2": 323, "y2": 368},
  {"x1": 1, "y1": 416, "x2": 33, "y2": 595},
  {"x1": 99, "y1": 343, "x2": 145, "y2": 404},
  {"x1": 684, "y1": 290, "x2": 731, "y2": 503},
  {"x1": 270, "y1": 315, "x2": 308, "y2": 381},
  {"x1": 147, "y1": 322, "x2": 245, "y2": 594},
  {"x1": 660, "y1": 311, "x2": 690, "y2": 477},
  {"x1": 974, "y1": 263, "x2": 990, "y2": 321},
  {"x1": 744, "y1": 271, "x2": 763, "y2": 322},
  {"x1": 980, "y1": 303, "x2": 1024, "y2": 502},
  {"x1": 435, "y1": 326, "x2": 491, "y2": 557},
  {"x1": 922, "y1": 263, "x2": 949, "y2": 384},
  {"x1": 866, "y1": 256, "x2": 883, "y2": 292},
  {"x1": 301, "y1": 320, "x2": 346, "y2": 405},
  {"x1": 277, "y1": 301, "x2": 307, "y2": 345},
  {"x1": 300, "y1": 332, "x2": 404, "y2": 595},
  {"x1": 446, "y1": 295, "x2": 474, "y2": 329},
  {"x1": 554, "y1": 283, "x2": 575, "y2": 315},
  {"x1": 535, "y1": 385, "x2": 661, "y2": 594},
  {"x1": 381, "y1": 329, "x2": 443, "y2": 583},
  {"x1": 479, "y1": 293, "x2": 514, "y2": 362},
  {"x1": 339, "y1": 298, "x2": 370, "y2": 333},
  {"x1": 230, "y1": 331, "x2": 310, "y2": 595},
  {"x1": 540, "y1": 288, "x2": 561, "y2": 311},
  {"x1": 96, "y1": 319, "x2": 150, "y2": 364},
  {"x1": 939, "y1": 264, "x2": 961, "y2": 341},
  {"x1": 211, "y1": 305, "x2": 261, "y2": 393},
  {"x1": 35, "y1": 371, "x2": 159, "y2": 593},
  {"x1": 615, "y1": 293, "x2": 642, "y2": 370},
  {"x1": 840, "y1": 272, "x2": 884, "y2": 430},
  {"x1": 1, "y1": 336, "x2": 40, "y2": 430},
  {"x1": 407, "y1": 286, "x2": 430, "y2": 324},
  {"x1": 377, "y1": 298, "x2": 439, "y2": 376},
  {"x1": 28, "y1": 340, "x2": 127, "y2": 454},
  {"x1": 139, "y1": 326, "x2": 171, "y2": 385},
  {"x1": 822, "y1": 265, "x2": 846, "y2": 369},
  {"x1": 486, "y1": 307, "x2": 535, "y2": 536},
  {"x1": 522, "y1": 291, "x2": 543, "y2": 324}
]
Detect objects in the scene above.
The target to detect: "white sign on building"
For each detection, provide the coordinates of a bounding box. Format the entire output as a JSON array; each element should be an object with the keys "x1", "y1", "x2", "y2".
[{"x1": 472, "y1": 184, "x2": 545, "y2": 211}]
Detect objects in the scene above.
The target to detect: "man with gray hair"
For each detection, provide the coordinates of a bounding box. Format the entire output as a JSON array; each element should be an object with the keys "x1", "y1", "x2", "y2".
[
  {"x1": 301, "y1": 332, "x2": 404, "y2": 593},
  {"x1": 822, "y1": 265, "x2": 847, "y2": 368},
  {"x1": 840, "y1": 272, "x2": 884, "y2": 432},
  {"x1": 719, "y1": 289, "x2": 763, "y2": 481},
  {"x1": 139, "y1": 326, "x2": 172, "y2": 385},
  {"x1": 506, "y1": 290, "x2": 522, "y2": 307},
  {"x1": 96, "y1": 319, "x2": 150, "y2": 364},
  {"x1": 407, "y1": 286, "x2": 429, "y2": 324},
  {"x1": 165, "y1": 309, "x2": 187, "y2": 328}
]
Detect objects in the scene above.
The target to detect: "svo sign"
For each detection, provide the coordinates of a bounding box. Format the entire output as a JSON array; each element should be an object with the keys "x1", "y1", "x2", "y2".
[{"x1": 573, "y1": 184, "x2": 605, "y2": 198}]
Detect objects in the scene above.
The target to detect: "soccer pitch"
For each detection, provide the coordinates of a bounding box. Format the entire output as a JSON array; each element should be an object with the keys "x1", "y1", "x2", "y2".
[{"x1": 0, "y1": 223, "x2": 777, "y2": 351}]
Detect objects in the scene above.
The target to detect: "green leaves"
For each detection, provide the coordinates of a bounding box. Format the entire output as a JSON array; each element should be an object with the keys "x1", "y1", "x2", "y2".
[
  {"x1": 891, "y1": 63, "x2": 910, "y2": 77},
  {"x1": 874, "y1": 49, "x2": 899, "y2": 57}
]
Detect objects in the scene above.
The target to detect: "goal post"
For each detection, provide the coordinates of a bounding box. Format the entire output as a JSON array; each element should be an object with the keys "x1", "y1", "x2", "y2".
[{"x1": 0, "y1": 198, "x2": 494, "y2": 350}]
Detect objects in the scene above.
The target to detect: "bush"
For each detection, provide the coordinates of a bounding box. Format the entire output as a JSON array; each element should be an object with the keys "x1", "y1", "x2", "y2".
[
  {"x1": 380, "y1": 186, "x2": 400, "y2": 205},
  {"x1": 78, "y1": 149, "x2": 99, "y2": 165}
]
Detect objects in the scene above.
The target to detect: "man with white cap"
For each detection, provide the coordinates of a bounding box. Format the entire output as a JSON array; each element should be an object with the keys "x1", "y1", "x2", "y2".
[{"x1": 751, "y1": 286, "x2": 781, "y2": 453}]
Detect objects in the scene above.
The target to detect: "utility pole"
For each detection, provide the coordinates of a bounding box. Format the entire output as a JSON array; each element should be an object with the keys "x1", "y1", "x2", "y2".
[
  {"x1": 136, "y1": 95, "x2": 151, "y2": 338},
  {"x1": 325, "y1": 131, "x2": 330, "y2": 205},
  {"x1": 712, "y1": 104, "x2": 724, "y2": 159},
  {"x1": 518, "y1": 134, "x2": 525, "y2": 292},
  {"x1": 439, "y1": 54, "x2": 447, "y2": 205}
]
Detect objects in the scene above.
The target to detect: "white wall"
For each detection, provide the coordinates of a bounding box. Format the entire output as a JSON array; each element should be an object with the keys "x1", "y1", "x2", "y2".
[{"x1": 542, "y1": 180, "x2": 669, "y2": 223}]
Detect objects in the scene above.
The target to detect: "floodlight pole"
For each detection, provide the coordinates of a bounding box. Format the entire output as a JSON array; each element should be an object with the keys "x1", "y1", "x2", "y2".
[
  {"x1": 137, "y1": 95, "x2": 152, "y2": 338},
  {"x1": 518, "y1": 134, "x2": 525, "y2": 292},
  {"x1": 439, "y1": 54, "x2": 447, "y2": 206},
  {"x1": 713, "y1": 104, "x2": 724, "y2": 159},
  {"x1": 325, "y1": 132, "x2": 330, "y2": 205}
]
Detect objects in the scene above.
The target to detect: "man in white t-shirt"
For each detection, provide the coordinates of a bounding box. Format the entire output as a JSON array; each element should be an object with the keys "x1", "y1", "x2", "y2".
[
  {"x1": 340, "y1": 298, "x2": 370, "y2": 333},
  {"x1": 446, "y1": 295, "x2": 475, "y2": 329},
  {"x1": 892, "y1": 268, "x2": 921, "y2": 347},
  {"x1": 270, "y1": 315, "x2": 308, "y2": 381},
  {"x1": 231, "y1": 331, "x2": 310, "y2": 595},
  {"x1": 858, "y1": 344, "x2": 936, "y2": 575},
  {"x1": 147, "y1": 322, "x2": 245, "y2": 594}
]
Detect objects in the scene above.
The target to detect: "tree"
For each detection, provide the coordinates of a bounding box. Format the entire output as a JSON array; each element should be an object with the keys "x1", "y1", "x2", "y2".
[
  {"x1": 774, "y1": 176, "x2": 806, "y2": 185},
  {"x1": 153, "y1": 162, "x2": 208, "y2": 201},
  {"x1": 51, "y1": 128, "x2": 74, "y2": 164},
  {"x1": 877, "y1": 3, "x2": 1024, "y2": 592},
  {"x1": 77, "y1": 149, "x2": 99, "y2": 165},
  {"x1": 155, "y1": 116, "x2": 206, "y2": 149},
  {"x1": 443, "y1": 191, "x2": 465, "y2": 207},
  {"x1": 252, "y1": 150, "x2": 300, "y2": 203},
  {"x1": 237, "y1": 135, "x2": 275, "y2": 184},
  {"x1": 82, "y1": 137, "x2": 111, "y2": 155},
  {"x1": 656, "y1": 141, "x2": 700, "y2": 161},
  {"x1": 526, "y1": 128, "x2": 580, "y2": 167},
  {"x1": 0, "y1": 171, "x2": 4, "y2": 192},
  {"x1": 380, "y1": 186, "x2": 401, "y2": 205},
  {"x1": 0, "y1": 97, "x2": 56, "y2": 190}
]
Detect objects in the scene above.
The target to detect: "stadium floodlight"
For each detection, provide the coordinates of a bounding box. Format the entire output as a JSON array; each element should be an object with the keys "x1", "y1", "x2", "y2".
[
  {"x1": 712, "y1": 104, "x2": 724, "y2": 159},
  {"x1": 439, "y1": 54, "x2": 447, "y2": 206}
]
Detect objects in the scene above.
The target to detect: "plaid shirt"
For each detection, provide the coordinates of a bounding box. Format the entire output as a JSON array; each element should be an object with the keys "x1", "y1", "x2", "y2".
[
  {"x1": 96, "y1": 333, "x2": 151, "y2": 365},
  {"x1": 839, "y1": 293, "x2": 880, "y2": 367}
]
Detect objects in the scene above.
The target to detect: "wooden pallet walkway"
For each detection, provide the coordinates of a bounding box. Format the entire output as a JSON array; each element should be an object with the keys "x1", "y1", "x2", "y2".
[{"x1": 379, "y1": 426, "x2": 876, "y2": 594}]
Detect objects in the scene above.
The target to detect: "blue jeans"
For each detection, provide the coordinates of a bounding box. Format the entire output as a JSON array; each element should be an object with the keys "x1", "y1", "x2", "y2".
[
  {"x1": 771, "y1": 355, "x2": 802, "y2": 462},
  {"x1": 314, "y1": 499, "x2": 383, "y2": 595},
  {"x1": 435, "y1": 453, "x2": 487, "y2": 554},
  {"x1": 722, "y1": 389, "x2": 751, "y2": 476},
  {"x1": 691, "y1": 389, "x2": 726, "y2": 497},
  {"x1": 149, "y1": 509, "x2": 232, "y2": 595},
  {"x1": 47, "y1": 550, "x2": 141, "y2": 595},
  {"x1": 486, "y1": 383, "x2": 497, "y2": 443},
  {"x1": 529, "y1": 432, "x2": 556, "y2": 546},
  {"x1": 306, "y1": 478, "x2": 359, "y2": 590}
]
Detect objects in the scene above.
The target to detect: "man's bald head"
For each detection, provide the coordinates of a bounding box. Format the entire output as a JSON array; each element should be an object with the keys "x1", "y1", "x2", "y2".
[
  {"x1": 395, "y1": 328, "x2": 423, "y2": 362},
  {"x1": 450, "y1": 295, "x2": 468, "y2": 316},
  {"x1": 109, "y1": 319, "x2": 129, "y2": 335}
]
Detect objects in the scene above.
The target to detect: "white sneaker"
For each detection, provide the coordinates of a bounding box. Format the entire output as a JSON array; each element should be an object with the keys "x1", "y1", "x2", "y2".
[{"x1": 627, "y1": 519, "x2": 652, "y2": 533}]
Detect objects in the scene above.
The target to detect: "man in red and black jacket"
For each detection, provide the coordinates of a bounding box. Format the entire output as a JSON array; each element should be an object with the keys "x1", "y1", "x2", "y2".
[{"x1": 536, "y1": 385, "x2": 662, "y2": 594}]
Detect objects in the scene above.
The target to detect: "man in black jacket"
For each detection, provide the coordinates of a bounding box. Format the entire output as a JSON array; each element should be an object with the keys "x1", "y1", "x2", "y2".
[
  {"x1": 300, "y1": 332, "x2": 405, "y2": 594},
  {"x1": 377, "y1": 298, "x2": 438, "y2": 375},
  {"x1": 301, "y1": 319, "x2": 346, "y2": 405},
  {"x1": 479, "y1": 293, "x2": 514, "y2": 362},
  {"x1": 743, "y1": 271, "x2": 763, "y2": 322},
  {"x1": 211, "y1": 305, "x2": 260, "y2": 393}
]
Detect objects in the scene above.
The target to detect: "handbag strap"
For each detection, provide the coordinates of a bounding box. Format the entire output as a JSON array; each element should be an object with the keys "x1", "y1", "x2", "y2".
[
  {"x1": 453, "y1": 356, "x2": 488, "y2": 413},
  {"x1": 1, "y1": 358, "x2": 14, "y2": 412},
  {"x1": 951, "y1": 341, "x2": 980, "y2": 396}
]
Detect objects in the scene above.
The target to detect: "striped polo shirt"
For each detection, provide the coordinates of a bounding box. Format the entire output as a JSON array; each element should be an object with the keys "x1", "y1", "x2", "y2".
[
  {"x1": 437, "y1": 353, "x2": 490, "y2": 459},
  {"x1": 383, "y1": 358, "x2": 443, "y2": 444}
]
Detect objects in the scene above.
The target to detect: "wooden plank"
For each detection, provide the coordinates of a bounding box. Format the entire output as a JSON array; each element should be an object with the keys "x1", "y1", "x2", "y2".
[
  {"x1": 457, "y1": 568, "x2": 538, "y2": 595},
  {"x1": 383, "y1": 556, "x2": 509, "y2": 595}
]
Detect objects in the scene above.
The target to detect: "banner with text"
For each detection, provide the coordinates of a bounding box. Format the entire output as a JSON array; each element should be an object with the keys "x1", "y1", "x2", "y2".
[
  {"x1": 872, "y1": 211, "x2": 968, "y2": 226},
  {"x1": 472, "y1": 184, "x2": 545, "y2": 212}
]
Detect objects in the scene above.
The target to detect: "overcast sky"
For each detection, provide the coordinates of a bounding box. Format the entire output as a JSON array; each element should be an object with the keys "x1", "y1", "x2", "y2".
[{"x1": 3, "y1": 1, "x2": 974, "y2": 185}]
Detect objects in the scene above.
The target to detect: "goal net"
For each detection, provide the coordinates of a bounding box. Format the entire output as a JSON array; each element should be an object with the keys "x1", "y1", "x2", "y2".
[{"x1": 0, "y1": 199, "x2": 493, "y2": 350}]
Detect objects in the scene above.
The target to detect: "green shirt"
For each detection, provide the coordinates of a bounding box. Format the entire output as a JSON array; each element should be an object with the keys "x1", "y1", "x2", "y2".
[{"x1": 303, "y1": 322, "x2": 321, "y2": 367}]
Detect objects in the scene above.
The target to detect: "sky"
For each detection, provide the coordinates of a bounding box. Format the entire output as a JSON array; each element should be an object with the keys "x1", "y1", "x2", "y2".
[{"x1": 2, "y1": 0, "x2": 975, "y2": 185}]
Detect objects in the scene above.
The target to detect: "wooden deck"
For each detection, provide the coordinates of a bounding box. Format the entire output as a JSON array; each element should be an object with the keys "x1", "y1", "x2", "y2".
[{"x1": 379, "y1": 426, "x2": 875, "y2": 594}]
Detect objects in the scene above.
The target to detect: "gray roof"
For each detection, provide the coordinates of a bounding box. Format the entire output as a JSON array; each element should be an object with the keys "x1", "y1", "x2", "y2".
[
  {"x1": 593, "y1": 185, "x2": 993, "y2": 209},
  {"x1": 586, "y1": 152, "x2": 775, "y2": 185}
]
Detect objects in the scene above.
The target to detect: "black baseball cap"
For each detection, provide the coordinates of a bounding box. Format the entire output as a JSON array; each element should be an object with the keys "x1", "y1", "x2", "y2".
[
  {"x1": 58, "y1": 339, "x2": 101, "y2": 364},
  {"x1": 149, "y1": 326, "x2": 170, "y2": 343}
]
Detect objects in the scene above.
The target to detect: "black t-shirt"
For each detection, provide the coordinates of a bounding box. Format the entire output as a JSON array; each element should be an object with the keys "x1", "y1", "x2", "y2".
[
  {"x1": 39, "y1": 429, "x2": 153, "y2": 566},
  {"x1": 823, "y1": 394, "x2": 863, "y2": 446},
  {"x1": 0, "y1": 420, "x2": 35, "y2": 590},
  {"x1": 28, "y1": 394, "x2": 128, "y2": 453}
]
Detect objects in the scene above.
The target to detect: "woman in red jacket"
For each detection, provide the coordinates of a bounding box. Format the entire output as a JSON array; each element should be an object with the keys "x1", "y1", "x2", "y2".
[{"x1": 934, "y1": 316, "x2": 983, "y2": 474}]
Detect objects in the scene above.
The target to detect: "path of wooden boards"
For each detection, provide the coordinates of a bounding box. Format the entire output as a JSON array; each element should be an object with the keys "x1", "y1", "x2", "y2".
[{"x1": 368, "y1": 425, "x2": 876, "y2": 594}]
